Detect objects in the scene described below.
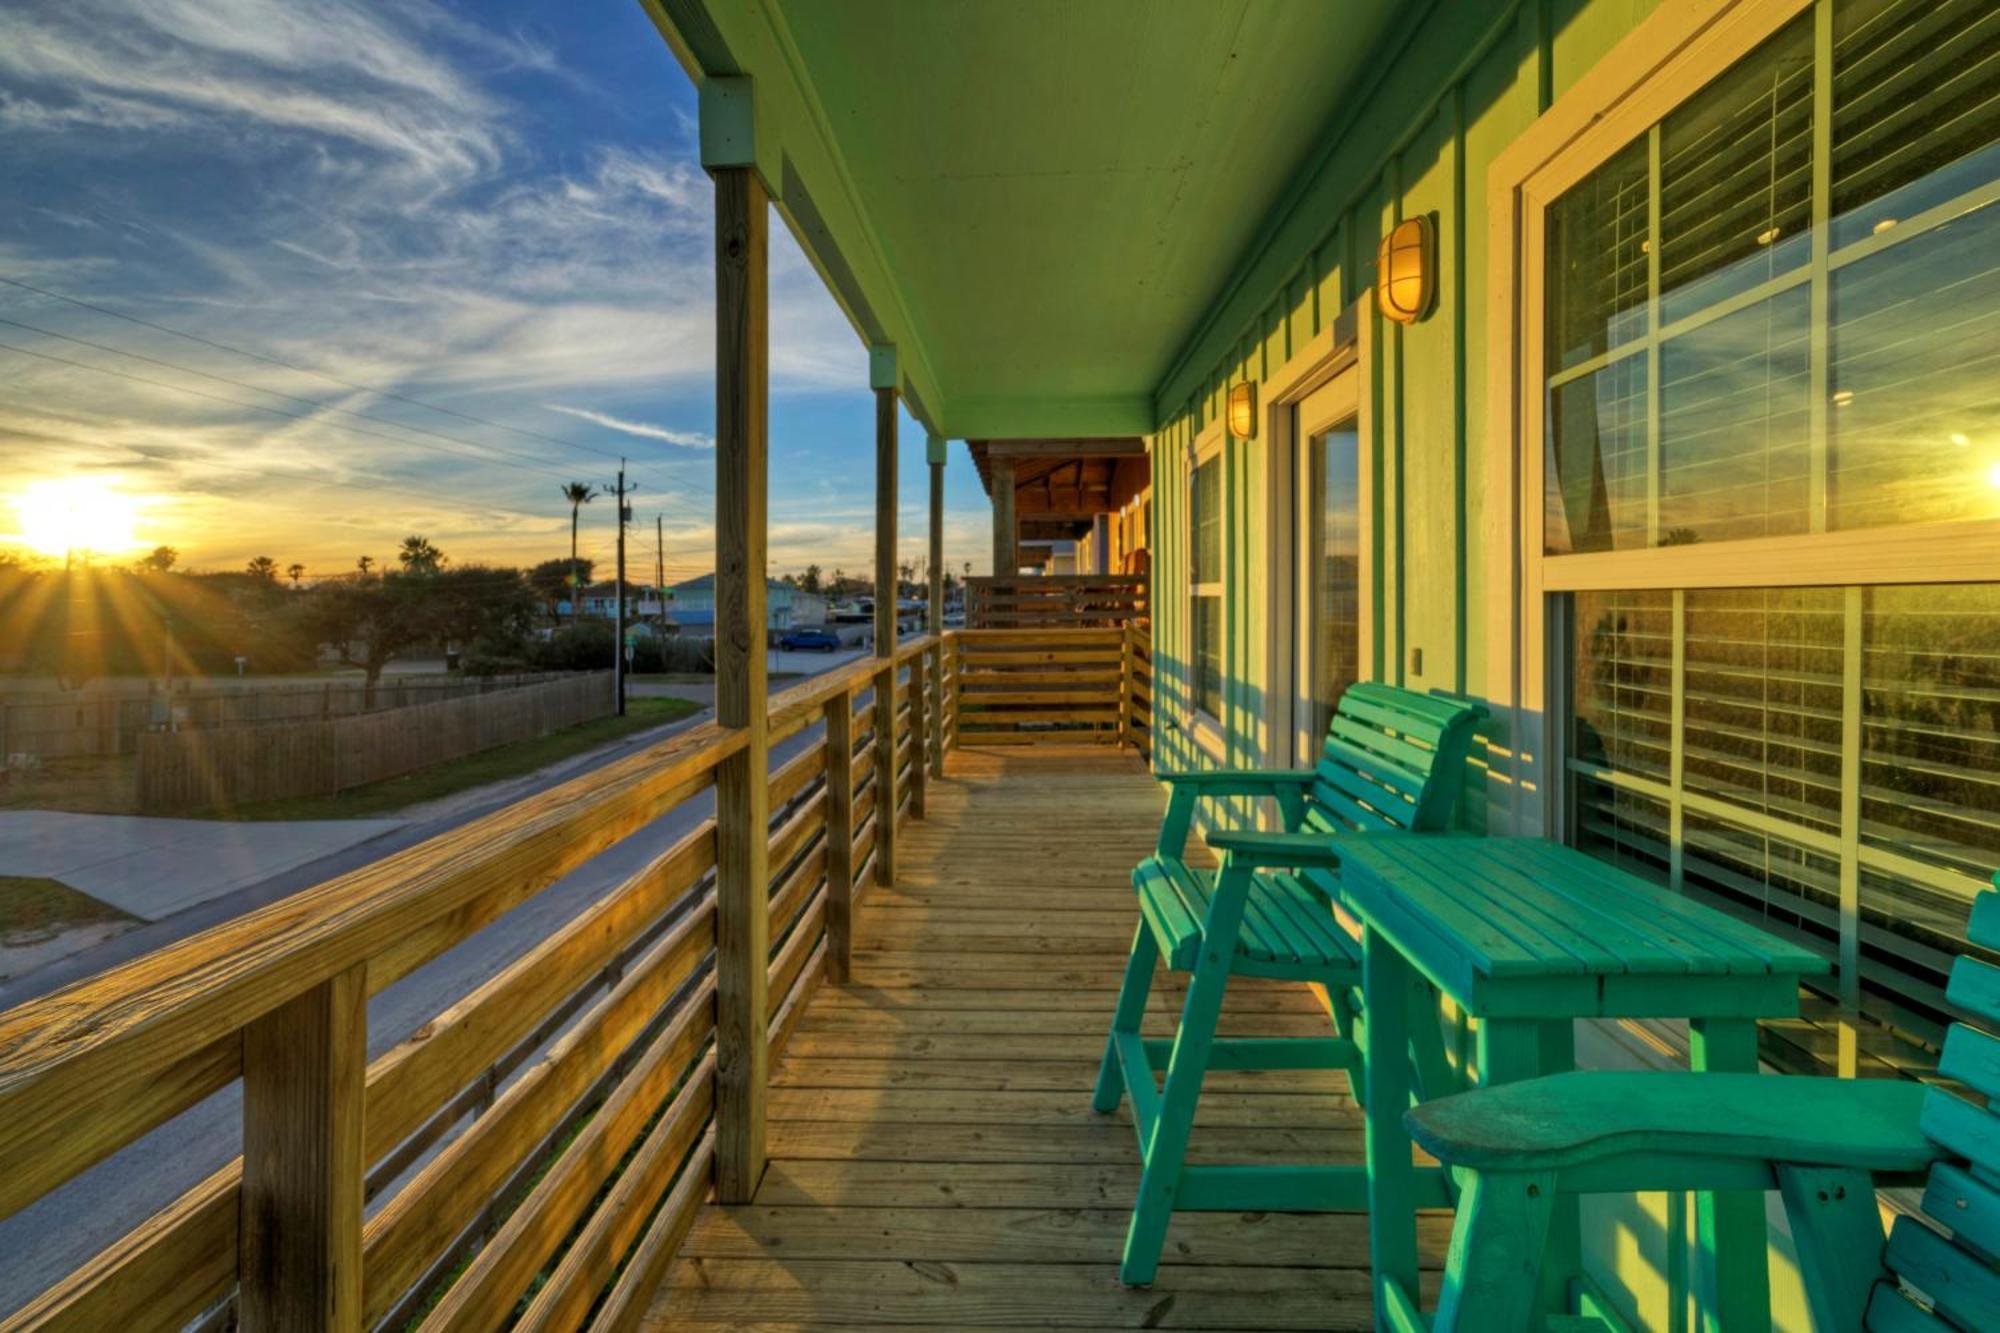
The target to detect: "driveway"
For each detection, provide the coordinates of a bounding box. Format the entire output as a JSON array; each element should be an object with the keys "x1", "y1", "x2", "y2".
[{"x1": 0, "y1": 813, "x2": 403, "y2": 921}]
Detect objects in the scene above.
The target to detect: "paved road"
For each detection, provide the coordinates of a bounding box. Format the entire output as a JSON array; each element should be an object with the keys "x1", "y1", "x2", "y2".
[{"x1": 0, "y1": 651, "x2": 883, "y2": 1316}]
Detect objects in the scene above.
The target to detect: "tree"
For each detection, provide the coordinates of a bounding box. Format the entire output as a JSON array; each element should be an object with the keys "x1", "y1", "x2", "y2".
[
  {"x1": 561, "y1": 482, "x2": 596, "y2": 625},
  {"x1": 529, "y1": 556, "x2": 590, "y2": 615},
  {"x1": 246, "y1": 555, "x2": 279, "y2": 581},
  {"x1": 137, "y1": 545, "x2": 178, "y2": 573},
  {"x1": 356, "y1": 555, "x2": 375, "y2": 575},
  {"x1": 398, "y1": 534, "x2": 444, "y2": 574},
  {"x1": 285, "y1": 563, "x2": 305, "y2": 588},
  {"x1": 800, "y1": 563, "x2": 823, "y2": 595}
]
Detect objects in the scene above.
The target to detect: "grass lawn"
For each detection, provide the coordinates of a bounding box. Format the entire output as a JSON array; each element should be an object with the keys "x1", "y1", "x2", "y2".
[
  {"x1": 0, "y1": 875, "x2": 136, "y2": 940},
  {"x1": 629, "y1": 670, "x2": 801, "y2": 685},
  {"x1": 0, "y1": 755, "x2": 138, "y2": 816},
  {"x1": 223, "y1": 695, "x2": 703, "y2": 821}
]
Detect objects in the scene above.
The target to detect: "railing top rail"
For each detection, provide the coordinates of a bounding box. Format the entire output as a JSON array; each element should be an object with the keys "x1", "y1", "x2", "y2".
[
  {"x1": 764, "y1": 634, "x2": 937, "y2": 740},
  {"x1": 964, "y1": 574, "x2": 1145, "y2": 587},
  {"x1": 0, "y1": 716, "x2": 744, "y2": 1196}
]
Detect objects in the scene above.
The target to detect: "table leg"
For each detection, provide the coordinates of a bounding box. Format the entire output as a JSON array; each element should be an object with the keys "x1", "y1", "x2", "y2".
[
  {"x1": 1476, "y1": 1018, "x2": 1577, "y2": 1321},
  {"x1": 1361, "y1": 925, "x2": 1417, "y2": 1331},
  {"x1": 1690, "y1": 1017, "x2": 1772, "y2": 1333}
]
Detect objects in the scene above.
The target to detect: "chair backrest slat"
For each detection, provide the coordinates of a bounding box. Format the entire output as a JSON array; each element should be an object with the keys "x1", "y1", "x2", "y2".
[
  {"x1": 1875, "y1": 871, "x2": 2000, "y2": 1329},
  {"x1": 1303, "y1": 683, "x2": 1484, "y2": 837}
]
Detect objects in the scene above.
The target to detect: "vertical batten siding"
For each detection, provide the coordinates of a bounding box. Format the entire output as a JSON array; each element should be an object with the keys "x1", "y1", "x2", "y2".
[{"x1": 1145, "y1": 0, "x2": 1661, "y2": 832}]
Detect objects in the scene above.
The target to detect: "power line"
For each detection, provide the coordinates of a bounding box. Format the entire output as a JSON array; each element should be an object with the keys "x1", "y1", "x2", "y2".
[
  {"x1": 0, "y1": 278, "x2": 732, "y2": 514},
  {"x1": 0, "y1": 336, "x2": 705, "y2": 530},
  {"x1": 0, "y1": 417, "x2": 557, "y2": 526},
  {"x1": 0, "y1": 338, "x2": 583, "y2": 485},
  {"x1": 0, "y1": 314, "x2": 605, "y2": 485},
  {"x1": 0, "y1": 273, "x2": 636, "y2": 464}
]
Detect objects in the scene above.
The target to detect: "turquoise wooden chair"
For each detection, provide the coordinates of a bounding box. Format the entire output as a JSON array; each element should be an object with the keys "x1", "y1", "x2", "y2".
[
  {"x1": 1407, "y1": 874, "x2": 2000, "y2": 1332},
  {"x1": 1094, "y1": 682, "x2": 1487, "y2": 1286}
]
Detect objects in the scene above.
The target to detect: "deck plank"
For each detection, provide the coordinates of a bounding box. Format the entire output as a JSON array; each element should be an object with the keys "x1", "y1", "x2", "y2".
[{"x1": 649, "y1": 746, "x2": 1401, "y2": 1331}]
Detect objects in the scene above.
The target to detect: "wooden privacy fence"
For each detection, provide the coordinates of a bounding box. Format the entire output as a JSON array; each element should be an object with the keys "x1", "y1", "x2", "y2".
[
  {"x1": 0, "y1": 633, "x2": 947, "y2": 1333},
  {"x1": 964, "y1": 574, "x2": 1147, "y2": 629},
  {"x1": 1, "y1": 674, "x2": 569, "y2": 761},
  {"x1": 949, "y1": 625, "x2": 1151, "y2": 753},
  {"x1": 136, "y1": 672, "x2": 615, "y2": 813}
]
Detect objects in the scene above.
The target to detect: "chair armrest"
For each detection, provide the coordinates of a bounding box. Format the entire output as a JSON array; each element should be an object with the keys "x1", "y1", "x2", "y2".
[
  {"x1": 1206, "y1": 830, "x2": 1348, "y2": 870},
  {"x1": 1158, "y1": 768, "x2": 1318, "y2": 796},
  {"x1": 1404, "y1": 1071, "x2": 1933, "y2": 1175}
]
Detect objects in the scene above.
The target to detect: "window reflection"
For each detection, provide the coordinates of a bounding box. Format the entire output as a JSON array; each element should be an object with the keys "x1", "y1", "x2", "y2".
[
  {"x1": 1308, "y1": 424, "x2": 1360, "y2": 742},
  {"x1": 1658, "y1": 288, "x2": 1811, "y2": 544}
]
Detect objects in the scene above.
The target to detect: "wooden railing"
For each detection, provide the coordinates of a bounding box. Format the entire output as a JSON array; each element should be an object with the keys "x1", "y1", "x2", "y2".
[
  {"x1": 0, "y1": 634, "x2": 946, "y2": 1333},
  {"x1": 948, "y1": 625, "x2": 1151, "y2": 754},
  {"x1": 964, "y1": 574, "x2": 1147, "y2": 629}
]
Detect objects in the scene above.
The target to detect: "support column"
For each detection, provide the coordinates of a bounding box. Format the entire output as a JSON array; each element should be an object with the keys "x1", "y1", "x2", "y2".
[
  {"x1": 823, "y1": 694, "x2": 854, "y2": 982},
  {"x1": 991, "y1": 456, "x2": 1017, "y2": 576},
  {"x1": 871, "y1": 352, "x2": 899, "y2": 887},
  {"x1": 239, "y1": 964, "x2": 366, "y2": 1333},
  {"x1": 927, "y1": 434, "x2": 946, "y2": 777},
  {"x1": 711, "y1": 163, "x2": 769, "y2": 1203}
]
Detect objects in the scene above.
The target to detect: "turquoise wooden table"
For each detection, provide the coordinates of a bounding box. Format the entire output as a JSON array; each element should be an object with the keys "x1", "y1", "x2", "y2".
[{"x1": 1331, "y1": 836, "x2": 1828, "y2": 1333}]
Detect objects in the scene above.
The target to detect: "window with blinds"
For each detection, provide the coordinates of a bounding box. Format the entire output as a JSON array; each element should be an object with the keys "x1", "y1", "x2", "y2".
[
  {"x1": 1550, "y1": 0, "x2": 2000, "y2": 1058},
  {"x1": 1190, "y1": 452, "x2": 1223, "y2": 722}
]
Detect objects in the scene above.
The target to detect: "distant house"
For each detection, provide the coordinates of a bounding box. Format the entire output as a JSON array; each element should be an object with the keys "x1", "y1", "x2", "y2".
[
  {"x1": 667, "y1": 574, "x2": 827, "y2": 632},
  {"x1": 574, "y1": 580, "x2": 671, "y2": 625}
]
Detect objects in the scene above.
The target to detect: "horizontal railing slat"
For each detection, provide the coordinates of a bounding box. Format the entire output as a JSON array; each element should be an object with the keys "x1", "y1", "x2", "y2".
[{"x1": 0, "y1": 721, "x2": 743, "y2": 1222}]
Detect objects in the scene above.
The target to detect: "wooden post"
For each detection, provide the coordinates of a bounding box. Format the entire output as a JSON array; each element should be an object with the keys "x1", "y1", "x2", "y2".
[
  {"x1": 711, "y1": 164, "x2": 769, "y2": 1202},
  {"x1": 927, "y1": 438, "x2": 945, "y2": 778},
  {"x1": 872, "y1": 377, "x2": 898, "y2": 888},
  {"x1": 1120, "y1": 627, "x2": 1134, "y2": 750},
  {"x1": 991, "y1": 457, "x2": 1017, "y2": 576},
  {"x1": 823, "y1": 692, "x2": 854, "y2": 982},
  {"x1": 908, "y1": 662, "x2": 927, "y2": 818},
  {"x1": 239, "y1": 963, "x2": 366, "y2": 1332}
]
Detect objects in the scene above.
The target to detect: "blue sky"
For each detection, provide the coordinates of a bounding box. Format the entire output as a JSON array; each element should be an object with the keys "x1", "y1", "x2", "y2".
[{"x1": 0, "y1": 0, "x2": 994, "y2": 579}]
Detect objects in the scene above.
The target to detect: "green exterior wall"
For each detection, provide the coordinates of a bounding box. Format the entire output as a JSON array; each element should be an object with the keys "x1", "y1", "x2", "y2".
[
  {"x1": 1148, "y1": 0, "x2": 1658, "y2": 801},
  {"x1": 1139, "y1": 7, "x2": 1861, "y2": 1328}
]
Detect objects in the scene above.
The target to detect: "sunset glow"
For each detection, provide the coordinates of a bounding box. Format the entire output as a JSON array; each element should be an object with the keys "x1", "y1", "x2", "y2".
[{"x1": 13, "y1": 476, "x2": 147, "y2": 560}]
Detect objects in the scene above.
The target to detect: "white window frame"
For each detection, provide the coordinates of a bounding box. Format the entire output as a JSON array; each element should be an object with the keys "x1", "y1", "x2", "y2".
[
  {"x1": 1484, "y1": 0, "x2": 2000, "y2": 833},
  {"x1": 1262, "y1": 302, "x2": 1373, "y2": 769},
  {"x1": 1186, "y1": 418, "x2": 1228, "y2": 754},
  {"x1": 1485, "y1": 0, "x2": 2000, "y2": 1068}
]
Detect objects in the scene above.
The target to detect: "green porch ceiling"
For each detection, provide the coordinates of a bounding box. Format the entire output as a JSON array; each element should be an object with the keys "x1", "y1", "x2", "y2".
[{"x1": 643, "y1": 0, "x2": 1408, "y2": 439}]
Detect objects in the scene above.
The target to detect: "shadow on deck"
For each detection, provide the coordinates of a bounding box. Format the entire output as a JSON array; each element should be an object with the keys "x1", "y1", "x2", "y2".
[{"x1": 649, "y1": 744, "x2": 1445, "y2": 1331}]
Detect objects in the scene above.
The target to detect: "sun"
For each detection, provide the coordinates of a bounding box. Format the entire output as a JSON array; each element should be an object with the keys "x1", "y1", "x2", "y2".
[{"x1": 15, "y1": 476, "x2": 146, "y2": 559}]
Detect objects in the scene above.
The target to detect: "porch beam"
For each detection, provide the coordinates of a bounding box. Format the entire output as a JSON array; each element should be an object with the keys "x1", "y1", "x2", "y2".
[
  {"x1": 872, "y1": 352, "x2": 899, "y2": 887},
  {"x1": 991, "y1": 457, "x2": 1017, "y2": 576},
  {"x1": 979, "y1": 437, "x2": 1147, "y2": 459},
  {"x1": 927, "y1": 435, "x2": 946, "y2": 777},
  {"x1": 711, "y1": 163, "x2": 770, "y2": 1203}
]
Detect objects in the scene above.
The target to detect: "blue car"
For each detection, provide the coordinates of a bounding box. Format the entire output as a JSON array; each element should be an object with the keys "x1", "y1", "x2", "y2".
[{"x1": 779, "y1": 628, "x2": 842, "y2": 652}]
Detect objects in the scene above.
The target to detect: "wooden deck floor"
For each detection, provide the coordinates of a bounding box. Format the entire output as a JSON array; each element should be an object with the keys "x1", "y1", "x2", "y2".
[{"x1": 649, "y1": 745, "x2": 1443, "y2": 1331}]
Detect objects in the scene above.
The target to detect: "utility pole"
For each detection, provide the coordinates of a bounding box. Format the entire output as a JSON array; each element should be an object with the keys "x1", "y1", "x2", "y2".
[
  {"x1": 655, "y1": 513, "x2": 666, "y2": 632},
  {"x1": 614, "y1": 460, "x2": 629, "y2": 716}
]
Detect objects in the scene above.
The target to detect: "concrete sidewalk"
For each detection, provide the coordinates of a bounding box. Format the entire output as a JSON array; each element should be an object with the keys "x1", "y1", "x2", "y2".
[{"x1": 0, "y1": 813, "x2": 404, "y2": 921}]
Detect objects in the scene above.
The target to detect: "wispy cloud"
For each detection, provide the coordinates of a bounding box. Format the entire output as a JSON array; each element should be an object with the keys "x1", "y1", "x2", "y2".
[
  {"x1": 543, "y1": 404, "x2": 712, "y2": 449},
  {"x1": 0, "y1": 0, "x2": 907, "y2": 576}
]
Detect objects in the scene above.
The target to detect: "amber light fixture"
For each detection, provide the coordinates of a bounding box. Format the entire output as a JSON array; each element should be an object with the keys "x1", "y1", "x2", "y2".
[
  {"x1": 1227, "y1": 380, "x2": 1257, "y2": 440},
  {"x1": 1377, "y1": 215, "x2": 1436, "y2": 324}
]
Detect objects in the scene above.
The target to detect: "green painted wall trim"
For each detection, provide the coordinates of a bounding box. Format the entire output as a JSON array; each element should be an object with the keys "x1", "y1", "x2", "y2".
[
  {"x1": 1151, "y1": 0, "x2": 1526, "y2": 424},
  {"x1": 868, "y1": 344, "x2": 899, "y2": 392},
  {"x1": 698, "y1": 76, "x2": 782, "y2": 193}
]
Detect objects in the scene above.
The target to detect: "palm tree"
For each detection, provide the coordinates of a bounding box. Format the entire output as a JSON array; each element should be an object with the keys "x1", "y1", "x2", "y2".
[
  {"x1": 398, "y1": 535, "x2": 443, "y2": 574},
  {"x1": 356, "y1": 554, "x2": 374, "y2": 575},
  {"x1": 562, "y1": 482, "x2": 597, "y2": 624},
  {"x1": 285, "y1": 562, "x2": 305, "y2": 589},
  {"x1": 246, "y1": 555, "x2": 279, "y2": 581}
]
